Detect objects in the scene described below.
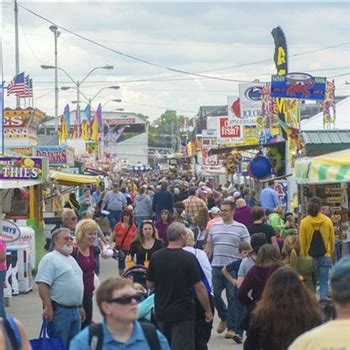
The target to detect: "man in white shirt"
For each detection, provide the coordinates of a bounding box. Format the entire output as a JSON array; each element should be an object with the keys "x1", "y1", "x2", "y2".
[
  {"x1": 205, "y1": 200, "x2": 250, "y2": 340},
  {"x1": 36, "y1": 228, "x2": 85, "y2": 349}
]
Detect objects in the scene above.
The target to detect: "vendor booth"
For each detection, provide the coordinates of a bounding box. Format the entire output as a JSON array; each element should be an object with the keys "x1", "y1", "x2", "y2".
[
  {"x1": 295, "y1": 150, "x2": 350, "y2": 260},
  {"x1": 0, "y1": 156, "x2": 49, "y2": 297}
]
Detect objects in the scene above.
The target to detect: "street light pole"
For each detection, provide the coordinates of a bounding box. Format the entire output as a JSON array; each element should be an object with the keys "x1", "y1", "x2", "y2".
[
  {"x1": 50, "y1": 25, "x2": 60, "y2": 132},
  {"x1": 41, "y1": 64, "x2": 114, "y2": 134},
  {"x1": 14, "y1": 0, "x2": 20, "y2": 108}
]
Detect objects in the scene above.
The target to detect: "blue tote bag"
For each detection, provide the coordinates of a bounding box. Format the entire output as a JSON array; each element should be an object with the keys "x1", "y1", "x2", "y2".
[{"x1": 30, "y1": 320, "x2": 65, "y2": 350}]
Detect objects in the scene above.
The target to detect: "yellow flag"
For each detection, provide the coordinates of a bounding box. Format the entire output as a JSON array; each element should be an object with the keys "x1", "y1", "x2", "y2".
[{"x1": 91, "y1": 117, "x2": 99, "y2": 141}]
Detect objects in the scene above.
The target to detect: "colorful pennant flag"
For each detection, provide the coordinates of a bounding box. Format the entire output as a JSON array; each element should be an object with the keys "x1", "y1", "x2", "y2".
[
  {"x1": 84, "y1": 104, "x2": 91, "y2": 124},
  {"x1": 96, "y1": 103, "x2": 102, "y2": 131}
]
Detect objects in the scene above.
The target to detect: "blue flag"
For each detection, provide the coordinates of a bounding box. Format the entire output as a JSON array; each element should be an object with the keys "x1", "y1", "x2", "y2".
[{"x1": 84, "y1": 104, "x2": 91, "y2": 124}]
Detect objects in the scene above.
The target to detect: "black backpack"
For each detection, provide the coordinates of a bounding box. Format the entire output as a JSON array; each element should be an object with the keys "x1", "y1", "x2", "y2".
[
  {"x1": 308, "y1": 228, "x2": 326, "y2": 257},
  {"x1": 88, "y1": 321, "x2": 160, "y2": 350}
]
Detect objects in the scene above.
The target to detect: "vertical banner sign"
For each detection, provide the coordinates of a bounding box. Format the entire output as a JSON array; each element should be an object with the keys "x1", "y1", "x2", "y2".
[{"x1": 271, "y1": 26, "x2": 288, "y2": 140}]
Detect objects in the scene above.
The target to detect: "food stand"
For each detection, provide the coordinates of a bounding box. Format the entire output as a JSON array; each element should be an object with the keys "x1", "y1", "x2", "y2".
[
  {"x1": 0, "y1": 156, "x2": 49, "y2": 268},
  {"x1": 295, "y1": 150, "x2": 350, "y2": 260}
]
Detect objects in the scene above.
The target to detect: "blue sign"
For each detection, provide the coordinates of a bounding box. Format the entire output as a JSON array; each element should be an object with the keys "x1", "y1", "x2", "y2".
[{"x1": 270, "y1": 73, "x2": 326, "y2": 100}]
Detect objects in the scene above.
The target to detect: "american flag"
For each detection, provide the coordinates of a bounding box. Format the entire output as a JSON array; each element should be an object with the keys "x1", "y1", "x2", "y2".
[
  {"x1": 7, "y1": 72, "x2": 26, "y2": 96},
  {"x1": 18, "y1": 75, "x2": 33, "y2": 98}
]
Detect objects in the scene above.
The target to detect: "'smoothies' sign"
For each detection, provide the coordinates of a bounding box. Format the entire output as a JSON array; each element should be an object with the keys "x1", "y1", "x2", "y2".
[{"x1": 0, "y1": 157, "x2": 44, "y2": 180}]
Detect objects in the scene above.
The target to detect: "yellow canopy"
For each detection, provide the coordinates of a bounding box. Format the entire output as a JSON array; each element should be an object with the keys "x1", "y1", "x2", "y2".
[
  {"x1": 295, "y1": 149, "x2": 350, "y2": 184},
  {"x1": 49, "y1": 171, "x2": 100, "y2": 186}
]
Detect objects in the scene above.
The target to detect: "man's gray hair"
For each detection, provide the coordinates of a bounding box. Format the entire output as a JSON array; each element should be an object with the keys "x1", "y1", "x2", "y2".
[
  {"x1": 62, "y1": 208, "x2": 76, "y2": 224},
  {"x1": 167, "y1": 222, "x2": 186, "y2": 242},
  {"x1": 50, "y1": 227, "x2": 70, "y2": 251}
]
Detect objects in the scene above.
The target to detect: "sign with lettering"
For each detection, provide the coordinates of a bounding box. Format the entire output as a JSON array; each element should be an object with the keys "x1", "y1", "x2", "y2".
[
  {"x1": 270, "y1": 74, "x2": 326, "y2": 100},
  {"x1": 1, "y1": 220, "x2": 21, "y2": 242},
  {"x1": 35, "y1": 145, "x2": 75, "y2": 166},
  {"x1": 218, "y1": 117, "x2": 243, "y2": 144},
  {"x1": 0, "y1": 157, "x2": 43, "y2": 180},
  {"x1": 237, "y1": 83, "x2": 265, "y2": 125}
]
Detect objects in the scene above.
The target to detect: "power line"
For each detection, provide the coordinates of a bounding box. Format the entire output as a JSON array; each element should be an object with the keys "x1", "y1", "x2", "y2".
[
  {"x1": 17, "y1": 3, "x2": 252, "y2": 83},
  {"x1": 121, "y1": 100, "x2": 197, "y2": 113},
  {"x1": 17, "y1": 3, "x2": 350, "y2": 86},
  {"x1": 18, "y1": 13, "x2": 49, "y2": 65}
]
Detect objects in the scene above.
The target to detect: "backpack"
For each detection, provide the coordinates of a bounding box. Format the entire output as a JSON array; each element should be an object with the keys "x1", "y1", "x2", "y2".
[
  {"x1": 88, "y1": 321, "x2": 160, "y2": 350},
  {"x1": 3, "y1": 316, "x2": 22, "y2": 349},
  {"x1": 308, "y1": 228, "x2": 326, "y2": 257}
]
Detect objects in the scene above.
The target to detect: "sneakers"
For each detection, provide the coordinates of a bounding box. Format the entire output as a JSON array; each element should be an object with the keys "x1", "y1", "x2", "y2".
[
  {"x1": 224, "y1": 329, "x2": 235, "y2": 339},
  {"x1": 216, "y1": 320, "x2": 226, "y2": 334},
  {"x1": 233, "y1": 334, "x2": 243, "y2": 344}
]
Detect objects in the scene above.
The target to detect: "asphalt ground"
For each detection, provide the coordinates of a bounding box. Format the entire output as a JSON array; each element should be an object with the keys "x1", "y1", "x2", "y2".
[{"x1": 7, "y1": 257, "x2": 243, "y2": 349}]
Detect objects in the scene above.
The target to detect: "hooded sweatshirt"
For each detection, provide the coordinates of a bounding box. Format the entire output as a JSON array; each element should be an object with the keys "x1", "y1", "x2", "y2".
[
  {"x1": 237, "y1": 264, "x2": 280, "y2": 307},
  {"x1": 299, "y1": 213, "x2": 335, "y2": 257},
  {"x1": 134, "y1": 194, "x2": 152, "y2": 217}
]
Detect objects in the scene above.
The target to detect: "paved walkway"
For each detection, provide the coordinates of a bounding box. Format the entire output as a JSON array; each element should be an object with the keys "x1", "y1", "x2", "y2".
[{"x1": 7, "y1": 257, "x2": 243, "y2": 349}]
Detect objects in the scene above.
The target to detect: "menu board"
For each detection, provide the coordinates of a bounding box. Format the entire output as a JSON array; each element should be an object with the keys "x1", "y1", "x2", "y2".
[{"x1": 324, "y1": 185, "x2": 348, "y2": 241}]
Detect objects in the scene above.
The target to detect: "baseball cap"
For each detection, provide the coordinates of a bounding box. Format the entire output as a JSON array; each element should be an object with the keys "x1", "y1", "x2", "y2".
[
  {"x1": 202, "y1": 186, "x2": 212, "y2": 194},
  {"x1": 209, "y1": 207, "x2": 221, "y2": 215},
  {"x1": 233, "y1": 191, "x2": 241, "y2": 199},
  {"x1": 198, "y1": 181, "x2": 205, "y2": 187},
  {"x1": 330, "y1": 256, "x2": 350, "y2": 291}
]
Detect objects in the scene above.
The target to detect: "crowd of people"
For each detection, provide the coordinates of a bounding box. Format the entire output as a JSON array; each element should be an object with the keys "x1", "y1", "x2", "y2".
[{"x1": 1, "y1": 175, "x2": 350, "y2": 350}]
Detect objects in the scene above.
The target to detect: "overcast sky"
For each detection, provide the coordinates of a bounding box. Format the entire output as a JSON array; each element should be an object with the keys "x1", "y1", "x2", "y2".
[{"x1": 2, "y1": 1, "x2": 350, "y2": 120}]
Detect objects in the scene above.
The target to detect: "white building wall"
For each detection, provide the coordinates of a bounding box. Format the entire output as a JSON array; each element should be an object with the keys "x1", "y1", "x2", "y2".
[{"x1": 108, "y1": 132, "x2": 148, "y2": 165}]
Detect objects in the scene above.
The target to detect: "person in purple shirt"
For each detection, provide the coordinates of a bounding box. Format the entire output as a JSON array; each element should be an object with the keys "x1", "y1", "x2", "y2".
[
  {"x1": 234, "y1": 199, "x2": 253, "y2": 228},
  {"x1": 155, "y1": 209, "x2": 172, "y2": 246},
  {"x1": 259, "y1": 180, "x2": 280, "y2": 211}
]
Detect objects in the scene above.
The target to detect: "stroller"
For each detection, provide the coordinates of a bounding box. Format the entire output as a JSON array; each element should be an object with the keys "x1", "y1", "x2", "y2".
[{"x1": 122, "y1": 264, "x2": 149, "y2": 288}]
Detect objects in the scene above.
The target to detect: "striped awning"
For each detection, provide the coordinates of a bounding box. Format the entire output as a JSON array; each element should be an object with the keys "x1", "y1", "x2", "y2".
[{"x1": 295, "y1": 150, "x2": 350, "y2": 184}]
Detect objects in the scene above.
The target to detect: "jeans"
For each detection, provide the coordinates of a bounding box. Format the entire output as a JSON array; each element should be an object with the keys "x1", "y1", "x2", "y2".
[
  {"x1": 107, "y1": 210, "x2": 122, "y2": 231},
  {"x1": 314, "y1": 255, "x2": 332, "y2": 300},
  {"x1": 212, "y1": 266, "x2": 235, "y2": 331},
  {"x1": 231, "y1": 286, "x2": 243, "y2": 336},
  {"x1": 0, "y1": 270, "x2": 6, "y2": 318},
  {"x1": 135, "y1": 215, "x2": 150, "y2": 228},
  {"x1": 48, "y1": 305, "x2": 81, "y2": 349},
  {"x1": 158, "y1": 320, "x2": 195, "y2": 350}
]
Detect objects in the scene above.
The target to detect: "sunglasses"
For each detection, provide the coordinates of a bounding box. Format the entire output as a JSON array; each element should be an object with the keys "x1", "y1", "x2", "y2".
[{"x1": 107, "y1": 293, "x2": 142, "y2": 305}]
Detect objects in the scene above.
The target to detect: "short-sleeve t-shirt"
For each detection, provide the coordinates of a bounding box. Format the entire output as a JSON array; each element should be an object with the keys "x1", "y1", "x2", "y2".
[
  {"x1": 35, "y1": 250, "x2": 84, "y2": 306},
  {"x1": 147, "y1": 248, "x2": 201, "y2": 322},
  {"x1": 208, "y1": 221, "x2": 251, "y2": 267},
  {"x1": 225, "y1": 259, "x2": 242, "y2": 278},
  {"x1": 129, "y1": 239, "x2": 163, "y2": 265},
  {"x1": 248, "y1": 223, "x2": 276, "y2": 244},
  {"x1": 0, "y1": 239, "x2": 7, "y2": 271},
  {"x1": 237, "y1": 255, "x2": 256, "y2": 278}
]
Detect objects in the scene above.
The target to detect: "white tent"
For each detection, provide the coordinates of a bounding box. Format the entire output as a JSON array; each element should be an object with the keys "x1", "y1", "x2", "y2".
[{"x1": 301, "y1": 96, "x2": 350, "y2": 131}]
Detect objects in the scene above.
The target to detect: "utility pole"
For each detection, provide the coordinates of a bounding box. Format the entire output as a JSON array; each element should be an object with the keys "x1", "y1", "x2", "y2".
[
  {"x1": 14, "y1": 0, "x2": 20, "y2": 108},
  {"x1": 76, "y1": 81, "x2": 81, "y2": 136},
  {"x1": 50, "y1": 25, "x2": 60, "y2": 132}
]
